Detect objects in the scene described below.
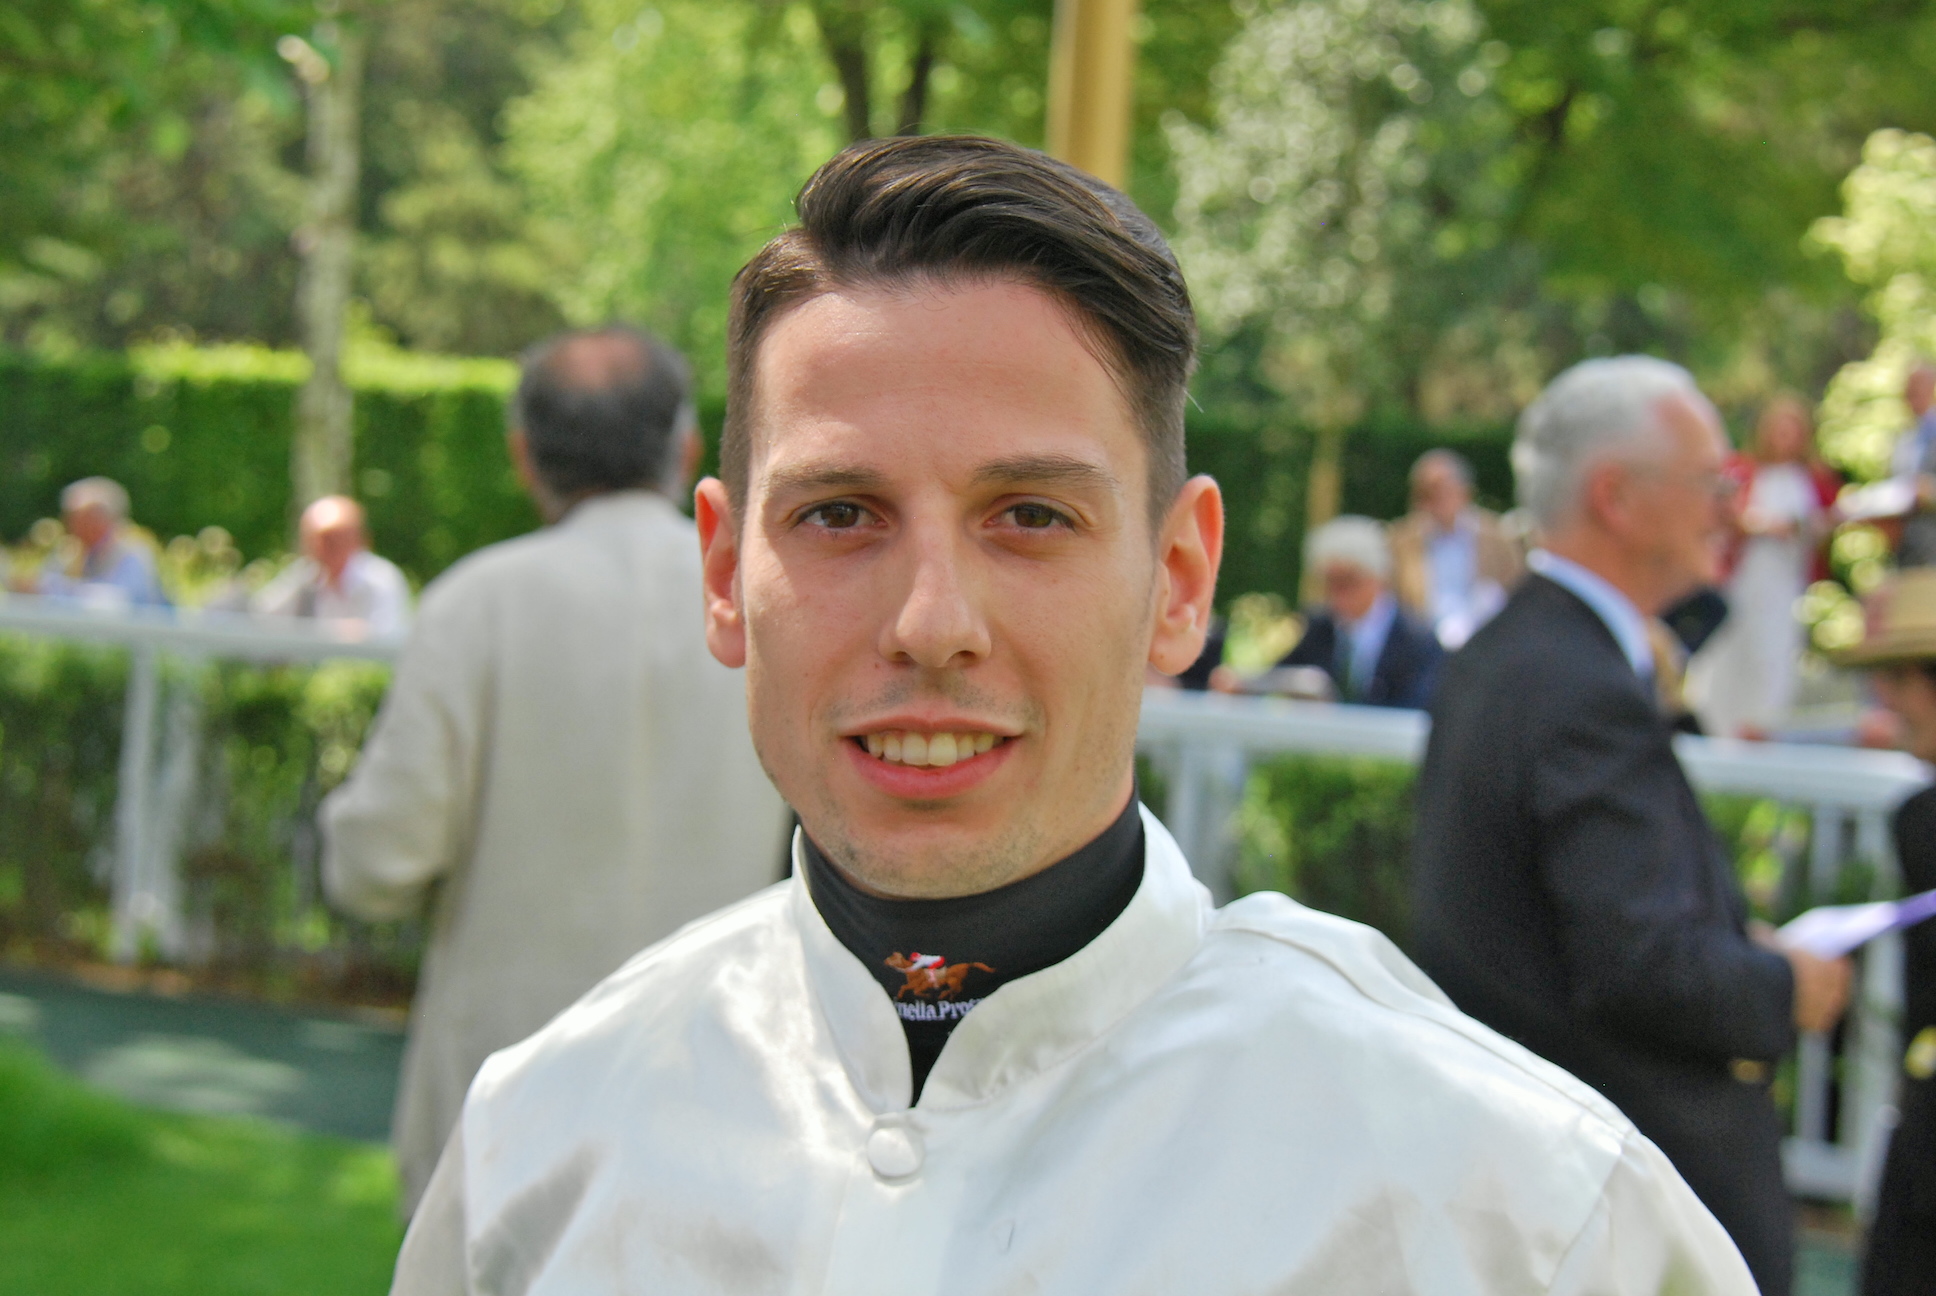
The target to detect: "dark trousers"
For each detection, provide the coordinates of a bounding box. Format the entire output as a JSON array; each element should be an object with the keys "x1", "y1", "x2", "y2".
[
  {"x1": 1631, "y1": 1080, "x2": 1793, "y2": 1296},
  {"x1": 1863, "y1": 1081, "x2": 1936, "y2": 1296}
]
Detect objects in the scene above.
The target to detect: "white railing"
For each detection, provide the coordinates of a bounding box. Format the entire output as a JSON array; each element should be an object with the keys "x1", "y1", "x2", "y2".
[
  {"x1": 1, "y1": 599, "x2": 1924, "y2": 1206},
  {"x1": 1138, "y1": 686, "x2": 1928, "y2": 1207},
  {"x1": 0, "y1": 595, "x2": 402, "y2": 963}
]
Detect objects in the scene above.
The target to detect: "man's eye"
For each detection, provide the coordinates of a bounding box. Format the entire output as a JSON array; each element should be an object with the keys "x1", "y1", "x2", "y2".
[
  {"x1": 1008, "y1": 503, "x2": 1067, "y2": 530},
  {"x1": 805, "y1": 502, "x2": 859, "y2": 529}
]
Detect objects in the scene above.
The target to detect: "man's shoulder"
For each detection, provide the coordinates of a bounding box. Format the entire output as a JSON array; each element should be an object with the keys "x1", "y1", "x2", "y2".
[
  {"x1": 1199, "y1": 893, "x2": 1635, "y2": 1139},
  {"x1": 1453, "y1": 576, "x2": 1611, "y2": 673},
  {"x1": 469, "y1": 883, "x2": 797, "y2": 1107}
]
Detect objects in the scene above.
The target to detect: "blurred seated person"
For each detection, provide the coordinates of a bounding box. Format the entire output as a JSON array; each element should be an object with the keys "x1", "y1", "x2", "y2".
[
  {"x1": 16, "y1": 477, "x2": 166, "y2": 608},
  {"x1": 252, "y1": 495, "x2": 411, "y2": 637},
  {"x1": 1223, "y1": 515, "x2": 1442, "y2": 708},
  {"x1": 1389, "y1": 449, "x2": 1523, "y2": 648}
]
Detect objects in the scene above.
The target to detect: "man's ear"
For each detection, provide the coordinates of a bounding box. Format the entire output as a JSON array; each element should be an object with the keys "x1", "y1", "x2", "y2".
[
  {"x1": 507, "y1": 428, "x2": 539, "y2": 497},
  {"x1": 1580, "y1": 459, "x2": 1637, "y2": 541},
  {"x1": 1148, "y1": 475, "x2": 1224, "y2": 676},
  {"x1": 694, "y1": 477, "x2": 747, "y2": 669}
]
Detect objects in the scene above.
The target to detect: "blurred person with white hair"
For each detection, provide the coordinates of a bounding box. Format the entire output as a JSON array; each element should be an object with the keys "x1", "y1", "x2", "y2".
[
  {"x1": 252, "y1": 495, "x2": 412, "y2": 638},
  {"x1": 1412, "y1": 356, "x2": 1854, "y2": 1296},
  {"x1": 20, "y1": 476, "x2": 166, "y2": 607},
  {"x1": 1271, "y1": 514, "x2": 1443, "y2": 707},
  {"x1": 1389, "y1": 449, "x2": 1523, "y2": 647}
]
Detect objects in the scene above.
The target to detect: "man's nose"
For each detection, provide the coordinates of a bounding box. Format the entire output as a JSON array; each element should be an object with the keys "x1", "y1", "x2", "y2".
[{"x1": 881, "y1": 528, "x2": 992, "y2": 670}]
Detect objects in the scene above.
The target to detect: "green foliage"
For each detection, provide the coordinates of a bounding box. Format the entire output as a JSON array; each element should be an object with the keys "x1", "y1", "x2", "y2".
[
  {"x1": 1814, "y1": 129, "x2": 1936, "y2": 481},
  {"x1": 0, "y1": 640, "x2": 126, "y2": 954},
  {"x1": 1170, "y1": 0, "x2": 1531, "y2": 426},
  {"x1": 0, "y1": 341, "x2": 534, "y2": 583},
  {"x1": 507, "y1": 1, "x2": 847, "y2": 398},
  {"x1": 0, "y1": 636, "x2": 415, "y2": 1002},
  {"x1": 0, "y1": 1039, "x2": 401, "y2": 1296},
  {"x1": 1225, "y1": 761, "x2": 1844, "y2": 958},
  {"x1": 1235, "y1": 755, "x2": 1417, "y2": 950},
  {"x1": 1189, "y1": 409, "x2": 1513, "y2": 609},
  {"x1": 0, "y1": 0, "x2": 312, "y2": 352}
]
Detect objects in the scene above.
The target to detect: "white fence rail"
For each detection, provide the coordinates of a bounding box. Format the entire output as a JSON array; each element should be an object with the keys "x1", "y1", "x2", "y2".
[
  {"x1": 1138, "y1": 687, "x2": 1928, "y2": 1206},
  {"x1": 0, "y1": 596, "x2": 402, "y2": 963},
  {"x1": 1, "y1": 600, "x2": 1925, "y2": 1206}
]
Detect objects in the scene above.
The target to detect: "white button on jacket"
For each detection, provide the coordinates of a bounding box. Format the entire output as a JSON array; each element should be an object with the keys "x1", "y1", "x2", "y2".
[{"x1": 394, "y1": 809, "x2": 1758, "y2": 1296}]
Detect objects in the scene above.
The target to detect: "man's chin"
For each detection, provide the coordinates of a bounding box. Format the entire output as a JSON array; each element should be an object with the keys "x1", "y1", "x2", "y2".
[{"x1": 817, "y1": 820, "x2": 1045, "y2": 900}]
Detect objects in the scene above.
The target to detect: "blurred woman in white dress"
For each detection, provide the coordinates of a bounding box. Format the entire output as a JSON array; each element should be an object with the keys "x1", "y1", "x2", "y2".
[{"x1": 1689, "y1": 397, "x2": 1840, "y2": 737}]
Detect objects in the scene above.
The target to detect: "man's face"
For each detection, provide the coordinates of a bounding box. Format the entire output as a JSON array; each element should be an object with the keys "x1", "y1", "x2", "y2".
[
  {"x1": 1614, "y1": 394, "x2": 1730, "y2": 609},
  {"x1": 1319, "y1": 560, "x2": 1382, "y2": 623},
  {"x1": 306, "y1": 519, "x2": 363, "y2": 582},
  {"x1": 1907, "y1": 368, "x2": 1935, "y2": 417},
  {"x1": 64, "y1": 503, "x2": 114, "y2": 551},
  {"x1": 1412, "y1": 461, "x2": 1468, "y2": 529},
  {"x1": 696, "y1": 280, "x2": 1220, "y2": 898}
]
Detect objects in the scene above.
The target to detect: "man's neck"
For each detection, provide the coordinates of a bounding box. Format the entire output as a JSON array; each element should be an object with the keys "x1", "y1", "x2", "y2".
[{"x1": 1537, "y1": 531, "x2": 1667, "y2": 617}]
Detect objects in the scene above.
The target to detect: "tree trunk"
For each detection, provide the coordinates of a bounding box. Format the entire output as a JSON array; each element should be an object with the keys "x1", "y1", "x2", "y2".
[
  {"x1": 897, "y1": 19, "x2": 942, "y2": 135},
  {"x1": 1301, "y1": 421, "x2": 1347, "y2": 604},
  {"x1": 810, "y1": 2, "x2": 873, "y2": 142},
  {"x1": 290, "y1": 21, "x2": 364, "y2": 508},
  {"x1": 1306, "y1": 422, "x2": 1345, "y2": 531}
]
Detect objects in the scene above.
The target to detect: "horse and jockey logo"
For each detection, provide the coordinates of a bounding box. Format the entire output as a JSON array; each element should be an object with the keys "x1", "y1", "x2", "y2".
[{"x1": 884, "y1": 952, "x2": 993, "y2": 1000}]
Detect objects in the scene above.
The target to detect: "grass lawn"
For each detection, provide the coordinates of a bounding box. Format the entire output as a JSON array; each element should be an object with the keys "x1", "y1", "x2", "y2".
[{"x1": 0, "y1": 1038, "x2": 403, "y2": 1295}]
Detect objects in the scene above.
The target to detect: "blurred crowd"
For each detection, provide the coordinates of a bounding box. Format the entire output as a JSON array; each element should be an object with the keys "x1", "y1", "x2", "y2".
[
  {"x1": 2, "y1": 478, "x2": 412, "y2": 639},
  {"x1": 1179, "y1": 364, "x2": 1936, "y2": 756},
  {"x1": 11, "y1": 324, "x2": 1936, "y2": 1294}
]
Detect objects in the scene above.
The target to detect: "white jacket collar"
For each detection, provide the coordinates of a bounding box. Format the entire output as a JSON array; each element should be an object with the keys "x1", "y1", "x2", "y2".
[{"x1": 789, "y1": 805, "x2": 1210, "y2": 1114}]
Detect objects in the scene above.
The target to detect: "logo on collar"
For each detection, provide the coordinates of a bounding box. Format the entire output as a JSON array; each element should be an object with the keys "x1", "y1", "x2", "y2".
[{"x1": 885, "y1": 952, "x2": 993, "y2": 1001}]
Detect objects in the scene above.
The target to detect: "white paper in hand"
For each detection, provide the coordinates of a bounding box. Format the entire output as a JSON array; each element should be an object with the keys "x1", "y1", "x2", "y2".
[{"x1": 1778, "y1": 888, "x2": 1936, "y2": 959}]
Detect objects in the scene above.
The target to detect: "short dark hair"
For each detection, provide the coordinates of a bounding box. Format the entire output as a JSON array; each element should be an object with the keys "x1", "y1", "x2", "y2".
[
  {"x1": 512, "y1": 326, "x2": 693, "y2": 498},
  {"x1": 723, "y1": 136, "x2": 1197, "y2": 522}
]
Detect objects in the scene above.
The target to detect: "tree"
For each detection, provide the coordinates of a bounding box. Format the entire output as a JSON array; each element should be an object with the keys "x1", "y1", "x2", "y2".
[
  {"x1": 1169, "y1": 0, "x2": 1523, "y2": 526},
  {"x1": 1813, "y1": 129, "x2": 1936, "y2": 481},
  {"x1": 285, "y1": 19, "x2": 363, "y2": 505},
  {"x1": 0, "y1": 0, "x2": 311, "y2": 351},
  {"x1": 502, "y1": 0, "x2": 1072, "y2": 399}
]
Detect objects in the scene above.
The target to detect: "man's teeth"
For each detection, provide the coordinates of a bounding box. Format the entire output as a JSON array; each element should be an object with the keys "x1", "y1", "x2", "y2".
[{"x1": 863, "y1": 731, "x2": 1000, "y2": 767}]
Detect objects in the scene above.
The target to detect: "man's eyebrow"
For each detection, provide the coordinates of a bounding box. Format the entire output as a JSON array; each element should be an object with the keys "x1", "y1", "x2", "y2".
[
  {"x1": 969, "y1": 454, "x2": 1121, "y2": 494},
  {"x1": 760, "y1": 464, "x2": 892, "y2": 497}
]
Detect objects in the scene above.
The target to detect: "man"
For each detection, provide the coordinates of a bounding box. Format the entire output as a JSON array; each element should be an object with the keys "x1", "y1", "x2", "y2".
[
  {"x1": 20, "y1": 477, "x2": 165, "y2": 607},
  {"x1": 393, "y1": 139, "x2": 1753, "y2": 1294},
  {"x1": 1275, "y1": 514, "x2": 1442, "y2": 707},
  {"x1": 321, "y1": 326, "x2": 785, "y2": 1214},
  {"x1": 1835, "y1": 569, "x2": 1936, "y2": 1295},
  {"x1": 252, "y1": 495, "x2": 412, "y2": 637},
  {"x1": 1412, "y1": 356, "x2": 1854, "y2": 1296},
  {"x1": 1389, "y1": 448, "x2": 1522, "y2": 646},
  {"x1": 1893, "y1": 362, "x2": 1936, "y2": 566}
]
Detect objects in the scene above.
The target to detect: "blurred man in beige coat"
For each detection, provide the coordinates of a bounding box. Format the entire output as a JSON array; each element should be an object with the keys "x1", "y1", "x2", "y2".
[
  {"x1": 1388, "y1": 448, "x2": 1523, "y2": 647},
  {"x1": 321, "y1": 326, "x2": 786, "y2": 1214}
]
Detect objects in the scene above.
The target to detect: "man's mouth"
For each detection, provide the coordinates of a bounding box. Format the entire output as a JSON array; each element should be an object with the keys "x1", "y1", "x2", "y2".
[{"x1": 855, "y1": 731, "x2": 1006, "y2": 768}]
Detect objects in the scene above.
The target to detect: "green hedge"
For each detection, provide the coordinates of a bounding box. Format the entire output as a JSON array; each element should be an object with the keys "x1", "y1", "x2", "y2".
[
  {"x1": 0, "y1": 638, "x2": 415, "y2": 1002},
  {"x1": 3, "y1": 344, "x2": 1511, "y2": 600},
  {"x1": 1188, "y1": 413, "x2": 1515, "y2": 609},
  {"x1": 0, "y1": 345, "x2": 540, "y2": 585}
]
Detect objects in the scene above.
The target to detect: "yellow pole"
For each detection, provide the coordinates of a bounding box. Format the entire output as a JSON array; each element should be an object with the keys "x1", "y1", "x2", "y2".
[{"x1": 1045, "y1": 0, "x2": 1138, "y2": 188}]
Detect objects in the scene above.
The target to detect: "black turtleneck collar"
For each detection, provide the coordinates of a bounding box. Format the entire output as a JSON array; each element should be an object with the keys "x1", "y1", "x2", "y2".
[{"x1": 801, "y1": 793, "x2": 1145, "y2": 1102}]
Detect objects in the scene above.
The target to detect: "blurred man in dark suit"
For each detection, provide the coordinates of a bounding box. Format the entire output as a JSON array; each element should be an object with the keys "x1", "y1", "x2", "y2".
[
  {"x1": 1411, "y1": 356, "x2": 1852, "y2": 1296},
  {"x1": 1276, "y1": 514, "x2": 1442, "y2": 708}
]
